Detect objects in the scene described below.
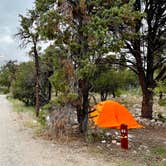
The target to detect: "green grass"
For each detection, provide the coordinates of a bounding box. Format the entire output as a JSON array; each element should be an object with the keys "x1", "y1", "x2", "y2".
[
  {"x1": 145, "y1": 146, "x2": 166, "y2": 166},
  {"x1": 7, "y1": 97, "x2": 35, "y2": 114},
  {"x1": 151, "y1": 146, "x2": 166, "y2": 158},
  {"x1": 8, "y1": 96, "x2": 47, "y2": 127},
  {"x1": 159, "y1": 98, "x2": 166, "y2": 106}
]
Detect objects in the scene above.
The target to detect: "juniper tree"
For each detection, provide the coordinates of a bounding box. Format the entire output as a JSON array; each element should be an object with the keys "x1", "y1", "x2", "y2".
[{"x1": 16, "y1": 10, "x2": 41, "y2": 117}]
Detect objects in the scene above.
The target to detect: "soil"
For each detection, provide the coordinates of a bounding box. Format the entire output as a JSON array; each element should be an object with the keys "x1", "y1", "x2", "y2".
[
  {"x1": 1, "y1": 94, "x2": 166, "y2": 166},
  {"x1": 0, "y1": 94, "x2": 116, "y2": 166}
]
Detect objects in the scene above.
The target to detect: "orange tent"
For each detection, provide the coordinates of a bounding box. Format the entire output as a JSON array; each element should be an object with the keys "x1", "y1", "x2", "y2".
[{"x1": 90, "y1": 100, "x2": 143, "y2": 129}]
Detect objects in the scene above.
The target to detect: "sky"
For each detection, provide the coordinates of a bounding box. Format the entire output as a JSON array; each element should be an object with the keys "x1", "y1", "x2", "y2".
[{"x1": 0, "y1": 0, "x2": 34, "y2": 66}]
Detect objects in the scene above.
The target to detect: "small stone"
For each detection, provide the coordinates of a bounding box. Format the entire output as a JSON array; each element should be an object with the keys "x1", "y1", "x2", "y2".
[
  {"x1": 116, "y1": 142, "x2": 120, "y2": 146},
  {"x1": 150, "y1": 119, "x2": 155, "y2": 123},
  {"x1": 162, "y1": 123, "x2": 166, "y2": 128},
  {"x1": 106, "y1": 144, "x2": 111, "y2": 148},
  {"x1": 146, "y1": 149, "x2": 150, "y2": 154},
  {"x1": 156, "y1": 121, "x2": 163, "y2": 127},
  {"x1": 128, "y1": 134, "x2": 134, "y2": 139},
  {"x1": 133, "y1": 150, "x2": 137, "y2": 154},
  {"x1": 150, "y1": 123, "x2": 155, "y2": 127},
  {"x1": 51, "y1": 143, "x2": 55, "y2": 147},
  {"x1": 72, "y1": 125, "x2": 79, "y2": 129},
  {"x1": 101, "y1": 140, "x2": 106, "y2": 144},
  {"x1": 33, "y1": 120, "x2": 37, "y2": 124},
  {"x1": 46, "y1": 116, "x2": 50, "y2": 121},
  {"x1": 97, "y1": 145, "x2": 102, "y2": 150},
  {"x1": 112, "y1": 140, "x2": 117, "y2": 144},
  {"x1": 105, "y1": 132, "x2": 111, "y2": 136},
  {"x1": 115, "y1": 131, "x2": 119, "y2": 136}
]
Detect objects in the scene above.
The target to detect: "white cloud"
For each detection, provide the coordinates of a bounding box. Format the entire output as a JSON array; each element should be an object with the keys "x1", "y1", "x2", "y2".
[
  {"x1": 0, "y1": 0, "x2": 34, "y2": 64},
  {"x1": 0, "y1": 35, "x2": 14, "y2": 44},
  {"x1": 0, "y1": 54, "x2": 5, "y2": 58}
]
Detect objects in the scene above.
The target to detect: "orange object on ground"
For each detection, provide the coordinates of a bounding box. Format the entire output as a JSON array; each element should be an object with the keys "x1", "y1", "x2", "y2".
[{"x1": 90, "y1": 100, "x2": 143, "y2": 129}]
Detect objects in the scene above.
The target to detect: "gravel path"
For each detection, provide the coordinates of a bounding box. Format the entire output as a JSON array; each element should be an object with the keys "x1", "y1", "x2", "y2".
[{"x1": 0, "y1": 95, "x2": 115, "y2": 166}]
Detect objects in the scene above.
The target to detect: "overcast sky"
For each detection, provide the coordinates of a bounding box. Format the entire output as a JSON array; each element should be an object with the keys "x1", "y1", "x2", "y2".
[{"x1": 0, "y1": 0, "x2": 34, "y2": 65}]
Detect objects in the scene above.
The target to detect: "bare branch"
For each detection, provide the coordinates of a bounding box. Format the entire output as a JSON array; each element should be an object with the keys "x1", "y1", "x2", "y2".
[{"x1": 155, "y1": 66, "x2": 166, "y2": 82}]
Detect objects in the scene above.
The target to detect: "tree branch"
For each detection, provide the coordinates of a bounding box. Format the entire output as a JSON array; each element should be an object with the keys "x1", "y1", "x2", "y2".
[
  {"x1": 155, "y1": 66, "x2": 166, "y2": 82},
  {"x1": 152, "y1": 57, "x2": 166, "y2": 71}
]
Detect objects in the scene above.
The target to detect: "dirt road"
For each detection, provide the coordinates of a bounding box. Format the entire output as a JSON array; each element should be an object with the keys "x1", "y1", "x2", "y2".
[{"x1": 0, "y1": 95, "x2": 115, "y2": 166}]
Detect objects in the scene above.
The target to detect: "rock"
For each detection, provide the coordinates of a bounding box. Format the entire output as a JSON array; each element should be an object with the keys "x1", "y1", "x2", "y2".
[
  {"x1": 101, "y1": 140, "x2": 106, "y2": 144},
  {"x1": 150, "y1": 122, "x2": 155, "y2": 127},
  {"x1": 155, "y1": 121, "x2": 163, "y2": 127},
  {"x1": 97, "y1": 145, "x2": 102, "y2": 150},
  {"x1": 46, "y1": 115, "x2": 50, "y2": 121},
  {"x1": 128, "y1": 134, "x2": 134, "y2": 139},
  {"x1": 116, "y1": 142, "x2": 120, "y2": 146},
  {"x1": 72, "y1": 125, "x2": 79, "y2": 129},
  {"x1": 33, "y1": 120, "x2": 37, "y2": 124},
  {"x1": 139, "y1": 145, "x2": 148, "y2": 151},
  {"x1": 112, "y1": 140, "x2": 117, "y2": 144},
  {"x1": 144, "y1": 121, "x2": 151, "y2": 126},
  {"x1": 150, "y1": 119, "x2": 155, "y2": 123},
  {"x1": 162, "y1": 123, "x2": 166, "y2": 128},
  {"x1": 132, "y1": 150, "x2": 137, "y2": 154},
  {"x1": 105, "y1": 132, "x2": 111, "y2": 137},
  {"x1": 115, "y1": 131, "x2": 119, "y2": 136},
  {"x1": 121, "y1": 95, "x2": 127, "y2": 98},
  {"x1": 146, "y1": 149, "x2": 150, "y2": 155},
  {"x1": 133, "y1": 104, "x2": 140, "y2": 108},
  {"x1": 106, "y1": 144, "x2": 111, "y2": 148}
]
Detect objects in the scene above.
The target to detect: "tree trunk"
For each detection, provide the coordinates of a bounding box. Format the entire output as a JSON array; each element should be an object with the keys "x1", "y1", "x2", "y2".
[
  {"x1": 47, "y1": 70, "x2": 53, "y2": 101},
  {"x1": 159, "y1": 92, "x2": 163, "y2": 100},
  {"x1": 101, "y1": 91, "x2": 108, "y2": 101},
  {"x1": 77, "y1": 79, "x2": 89, "y2": 133},
  {"x1": 48, "y1": 81, "x2": 52, "y2": 101},
  {"x1": 133, "y1": 0, "x2": 154, "y2": 119},
  {"x1": 112, "y1": 90, "x2": 116, "y2": 98},
  {"x1": 33, "y1": 41, "x2": 40, "y2": 117},
  {"x1": 141, "y1": 89, "x2": 153, "y2": 119}
]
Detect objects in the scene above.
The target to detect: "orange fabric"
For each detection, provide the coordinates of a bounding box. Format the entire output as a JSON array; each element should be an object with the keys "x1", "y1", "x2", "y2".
[{"x1": 90, "y1": 100, "x2": 143, "y2": 129}]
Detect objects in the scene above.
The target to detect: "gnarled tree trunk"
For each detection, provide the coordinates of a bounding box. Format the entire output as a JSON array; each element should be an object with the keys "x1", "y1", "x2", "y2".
[
  {"x1": 77, "y1": 79, "x2": 89, "y2": 133},
  {"x1": 141, "y1": 89, "x2": 153, "y2": 119}
]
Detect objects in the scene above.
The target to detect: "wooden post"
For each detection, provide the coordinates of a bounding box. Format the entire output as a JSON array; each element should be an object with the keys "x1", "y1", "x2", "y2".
[{"x1": 120, "y1": 124, "x2": 128, "y2": 149}]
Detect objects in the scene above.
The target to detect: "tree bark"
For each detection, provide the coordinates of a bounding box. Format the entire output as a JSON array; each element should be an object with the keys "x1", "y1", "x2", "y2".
[
  {"x1": 141, "y1": 89, "x2": 153, "y2": 119},
  {"x1": 47, "y1": 70, "x2": 53, "y2": 101},
  {"x1": 33, "y1": 40, "x2": 40, "y2": 117},
  {"x1": 101, "y1": 91, "x2": 108, "y2": 101},
  {"x1": 77, "y1": 79, "x2": 89, "y2": 133},
  {"x1": 132, "y1": 0, "x2": 153, "y2": 119}
]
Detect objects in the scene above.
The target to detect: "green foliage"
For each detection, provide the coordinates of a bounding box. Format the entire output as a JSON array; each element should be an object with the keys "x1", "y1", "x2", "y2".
[
  {"x1": 158, "y1": 99, "x2": 166, "y2": 106},
  {"x1": 155, "y1": 80, "x2": 166, "y2": 106},
  {"x1": 92, "y1": 68, "x2": 138, "y2": 99},
  {"x1": 8, "y1": 96, "x2": 35, "y2": 113},
  {"x1": 155, "y1": 80, "x2": 166, "y2": 94},
  {"x1": 0, "y1": 87, "x2": 9, "y2": 94},
  {"x1": 12, "y1": 62, "x2": 36, "y2": 106},
  {"x1": 121, "y1": 69, "x2": 139, "y2": 89},
  {"x1": 0, "y1": 61, "x2": 17, "y2": 91},
  {"x1": 38, "y1": 109, "x2": 48, "y2": 126},
  {"x1": 157, "y1": 113, "x2": 166, "y2": 123},
  {"x1": 49, "y1": 70, "x2": 68, "y2": 93},
  {"x1": 11, "y1": 61, "x2": 51, "y2": 106},
  {"x1": 15, "y1": 0, "x2": 164, "y2": 129}
]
